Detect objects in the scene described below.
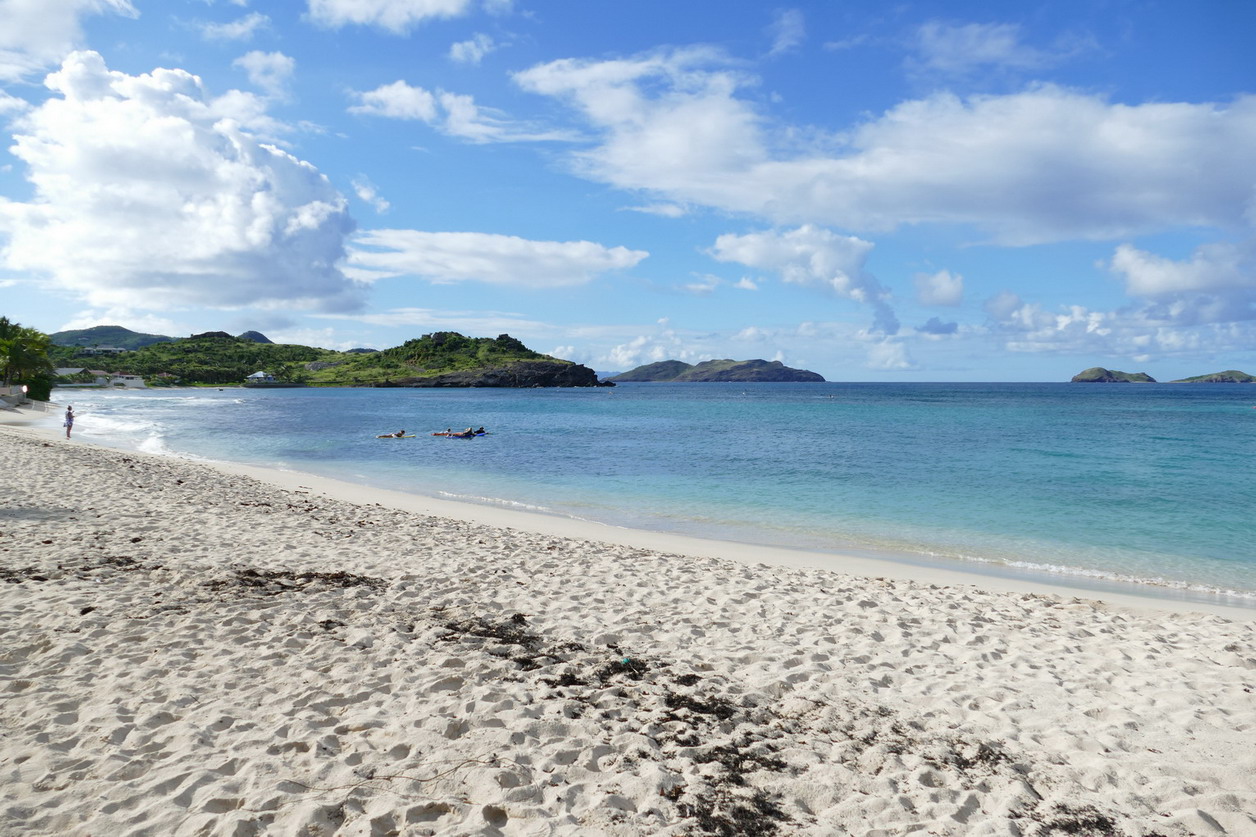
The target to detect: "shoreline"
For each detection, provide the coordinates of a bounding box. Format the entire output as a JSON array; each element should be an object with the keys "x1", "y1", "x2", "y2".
[
  {"x1": 4, "y1": 408, "x2": 1252, "y2": 620},
  {"x1": 3, "y1": 420, "x2": 1255, "y2": 834}
]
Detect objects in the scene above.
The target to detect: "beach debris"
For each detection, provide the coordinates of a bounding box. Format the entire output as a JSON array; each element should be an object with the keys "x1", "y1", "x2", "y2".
[{"x1": 205, "y1": 568, "x2": 386, "y2": 597}]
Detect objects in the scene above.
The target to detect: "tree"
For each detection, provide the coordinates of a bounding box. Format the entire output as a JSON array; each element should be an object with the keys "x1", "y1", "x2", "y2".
[{"x1": 0, "y1": 317, "x2": 56, "y2": 400}]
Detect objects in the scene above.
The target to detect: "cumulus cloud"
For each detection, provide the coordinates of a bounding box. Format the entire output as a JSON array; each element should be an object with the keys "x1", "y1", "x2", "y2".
[
  {"x1": 449, "y1": 33, "x2": 495, "y2": 65},
  {"x1": 306, "y1": 0, "x2": 472, "y2": 33},
  {"x1": 982, "y1": 287, "x2": 1256, "y2": 358},
  {"x1": 348, "y1": 79, "x2": 437, "y2": 120},
  {"x1": 201, "y1": 12, "x2": 269, "y2": 41},
  {"x1": 0, "y1": 0, "x2": 137, "y2": 81},
  {"x1": 1108, "y1": 240, "x2": 1255, "y2": 296},
  {"x1": 916, "y1": 316, "x2": 959, "y2": 336},
  {"x1": 349, "y1": 79, "x2": 570, "y2": 142},
  {"x1": 0, "y1": 51, "x2": 361, "y2": 312},
  {"x1": 866, "y1": 339, "x2": 913, "y2": 370},
  {"x1": 514, "y1": 49, "x2": 1256, "y2": 245},
  {"x1": 709, "y1": 225, "x2": 899, "y2": 333},
  {"x1": 233, "y1": 50, "x2": 294, "y2": 98},
  {"x1": 915, "y1": 269, "x2": 963, "y2": 306},
  {"x1": 348, "y1": 229, "x2": 647, "y2": 287}
]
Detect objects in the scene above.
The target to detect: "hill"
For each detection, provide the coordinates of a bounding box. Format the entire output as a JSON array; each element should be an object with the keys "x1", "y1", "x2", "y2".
[
  {"x1": 1169, "y1": 370, "x2": 1256, "y2": 383},
  {"x1": 307, "y1": 332, "x2": 606, "y2": 387},
  {"x1": 606, "y1": 360, "x2": 693, "y2": 382},
  {"x1": 237, "y1": 331, "x2": 273, "y2": 344},
  {"x1": 51, "y1": 325, "x2": 174, "y2": 350},
  {"x1": 1070, "y1": 367, "x2": 1157, "y2": 383},
  {"x1": 609, "y1": 358, "x2": 825, "y2": 383}
]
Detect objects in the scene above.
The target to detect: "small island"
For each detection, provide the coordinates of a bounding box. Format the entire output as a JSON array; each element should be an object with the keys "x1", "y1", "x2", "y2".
[
  {"x1": 608, "y1": 358, "x2": 825, "y2": 383},
  {"x1": 1070, "y1": 367, "x2": 1156, "y2": 383},
  {"x1": 1169, "y1": 370, "x2": 1256, "y2": 383}
]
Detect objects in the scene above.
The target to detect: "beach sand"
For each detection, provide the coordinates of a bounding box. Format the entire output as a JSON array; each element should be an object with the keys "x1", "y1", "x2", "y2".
[{"x1": 2, "y1": 421, "x2": 1255, "y2": 836}]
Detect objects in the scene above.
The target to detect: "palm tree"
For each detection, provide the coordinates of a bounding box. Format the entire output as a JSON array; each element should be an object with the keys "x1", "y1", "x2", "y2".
[{"x1": 0, "y1": 317, "x2": 56, "y2": 399}]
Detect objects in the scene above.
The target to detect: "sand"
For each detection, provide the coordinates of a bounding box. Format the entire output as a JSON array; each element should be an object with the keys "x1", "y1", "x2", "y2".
[{"x1": 2, "y1": 421, "x2": 1255, "y2": 836}]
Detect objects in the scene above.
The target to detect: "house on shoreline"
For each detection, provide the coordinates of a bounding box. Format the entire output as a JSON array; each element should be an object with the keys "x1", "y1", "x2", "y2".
[{"x1": 54, "y1": 368, "x2": 147, "y2": 389}]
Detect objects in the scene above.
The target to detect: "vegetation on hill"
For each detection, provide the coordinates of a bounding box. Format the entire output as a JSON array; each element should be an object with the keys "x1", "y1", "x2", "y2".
[
  {"x1": 50, "y1": 324, "x2": 174, "y2": 350},
  {"x1": 303, "y1": 332, "x2": 592, "y2": 386},
  {"x1": 1, "y1": 317, "x2": 56, "y2": 400},
  {"x1": 1169, "y1": 370, "x2": 1256, "y2": 383},
  {"x1": 603, "y1": 360, "x2": 693, "y2": 382},
  {"x1": 114, "y1": 332, "x2": 334, "y2": 385},
  {"x1": 609, "y1": 358, "x2": 825, "y2": 383},
  {"x1": 1070, "y1": 367, "x2": 1156, "y2": 383},
  {"x1": 48, "y1": 329, "x2": 601, "y2": 388}
]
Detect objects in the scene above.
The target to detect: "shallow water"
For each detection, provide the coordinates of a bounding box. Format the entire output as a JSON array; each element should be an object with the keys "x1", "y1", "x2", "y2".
[{"x1": 56, "y1": 382, "x2": 1256, "y2": 605}]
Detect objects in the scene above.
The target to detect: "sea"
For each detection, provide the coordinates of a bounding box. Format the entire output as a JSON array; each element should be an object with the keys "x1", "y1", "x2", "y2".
[{"x1": 50, "y1": 382, "x2": 1256, "y2": 607}]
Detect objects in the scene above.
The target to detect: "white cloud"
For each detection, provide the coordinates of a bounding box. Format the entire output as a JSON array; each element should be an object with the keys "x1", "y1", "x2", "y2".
[
  {"x1": 767, "y1": 9, "x2": 805, "y2": 57},
  {"x1": 348, "y1": 79, "x2": 437, "y2": 120},
  {"x1": 0, "y1": 0, "x2": 137, "y2": 81},
  {"x1": 624, "y1": 202, "x2": 687, "y2": 218},
  {"x1": 348, "y1": 229, "x2": 647, "y2": 287},
  {"x1": 684, "y1": 274, "x2": 720, "y2": 295},
  {"x1": 351, "y1": 176, "x2": 389, "y2": 213},
  {"x1": 734, "y1": 277, "x2": 758, "y2": 290},
  {"x1": 233, "y1": 50, "x2": 294, "y2": 98},
  {"x1": 709, "y1": 225, "x2": 898, "y2": 333},
  {"x1": 0, "y1": 51, "x2": 360, "y2": 313},
  {"x1": 515, "y1": 49, "x2": 1256, "y2": 245},
  {"x1": 0, "y1": 89, "x2": 29, "y2": 114},
  {"x1": 201, "y1": 12, "x2": 269, "y2": 41},
  {"x1": 1108, "y1": 240, "x2": 1254, "y2": 296},
  {"x1": 866, "y1": 339, "x2": 913, "y2": 370},
  {"x1": 449, "y1": 32, "x2": 495, "y2": 65},
  {"x1": 982, "y1": 287, "x2": 1256, "y2": 359},
  {"x1": 911, "y1": 21, "x2": 1049, "y2": 76},
  {"x1": 606, "y1": 331, "x2": 701, "y2": 369},
  {"x1": 349, "y1": 80, "x2": 570, "y2": 142},
  {"x1": 915, "y1": 269, "x2": 963, "y2": 306},
  {"x1": 306, "y1": 0, "x2": 472, "y2": 33}
]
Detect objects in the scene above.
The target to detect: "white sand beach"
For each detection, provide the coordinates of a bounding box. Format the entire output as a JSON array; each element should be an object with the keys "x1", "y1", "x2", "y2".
[{"x1": 2, "y1": 420, "x2": 1255, "y2": 836}]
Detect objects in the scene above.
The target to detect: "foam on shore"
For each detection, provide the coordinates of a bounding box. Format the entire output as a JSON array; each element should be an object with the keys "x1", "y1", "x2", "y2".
[{"x1": 2, "y1": 425, "x2": 1255, "y2": 836}]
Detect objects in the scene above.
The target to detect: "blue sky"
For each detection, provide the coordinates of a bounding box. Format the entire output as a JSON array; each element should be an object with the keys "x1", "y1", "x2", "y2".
[{"x1": 1, "y1": 0, "x2": 1253, "y2": 381}]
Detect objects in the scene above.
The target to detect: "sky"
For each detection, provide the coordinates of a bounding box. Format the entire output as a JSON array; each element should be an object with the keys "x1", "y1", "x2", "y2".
[{"x1": 0, "y1": 1, "x2": 1253, "y2": 381}]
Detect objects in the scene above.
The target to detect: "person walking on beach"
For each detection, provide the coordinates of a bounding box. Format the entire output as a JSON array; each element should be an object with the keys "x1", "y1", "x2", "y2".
[{"x1": 64, "y1": 406, "x2": 74, "y2": 439}]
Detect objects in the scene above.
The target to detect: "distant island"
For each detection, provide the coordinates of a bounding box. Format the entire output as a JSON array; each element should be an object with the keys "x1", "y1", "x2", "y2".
[
  {"x1": 1070, "y1": 367, "x2": 1156, "y2": 383},
  {"x1": 1168, "y1": 370, "x2": 1256, "y2": 383},
  {"x1": 608, "y1": 359, "x2": 825, "y2": 383},
  {"x1": 1071, "y1": 366, "x2": 1256, "y2": 383},
  {"x1": 49, "y1": 327, "x2": 607, "y2": 388}
]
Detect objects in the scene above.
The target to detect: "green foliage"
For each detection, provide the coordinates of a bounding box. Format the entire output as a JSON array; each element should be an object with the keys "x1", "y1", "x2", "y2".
[
  {"x1": 117, "y1": 332, "x2": 334, "y2": 385},
  {"x1": 1, "y1": 316, "x2": 56, "y2": 399},
  {"x1": 1169, "y1": 370, "x2": 1256, "y2": 383},
  {"x1": 1070, "y1": 367, "x2": 1156, "y2": 383},
  {"x1": 381, "y1": 332, "x2": 548, "y2": 371}
]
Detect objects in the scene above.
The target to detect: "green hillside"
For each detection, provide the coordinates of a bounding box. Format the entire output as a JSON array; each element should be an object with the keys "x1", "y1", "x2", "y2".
[
  {"x1": 1169, "y1": 370, "x2": 1256, "y2": 383},
  {"x1": 610, "y1": 358, "x2": 825, "y2": 382},
  {"x1": 114, "y1": 332, "x2": 333, "y2": 385},
  {"x1": 1070, "y1": 367, "x2": 1156, "y2": 383},
  {"x1": 51, "y1": 325, "x2": 174, "y2": 350}
]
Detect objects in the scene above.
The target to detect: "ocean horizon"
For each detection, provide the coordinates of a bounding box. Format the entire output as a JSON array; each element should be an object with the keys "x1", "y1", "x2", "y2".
[{"x1": 51, "y1": 381, "x2": 1256, "y2": 608}]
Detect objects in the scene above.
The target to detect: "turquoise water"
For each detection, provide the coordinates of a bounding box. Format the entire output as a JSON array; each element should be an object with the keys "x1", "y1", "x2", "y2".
[{"x1": 55, "y1": 383, "x2": 1256, "y2": 605}]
